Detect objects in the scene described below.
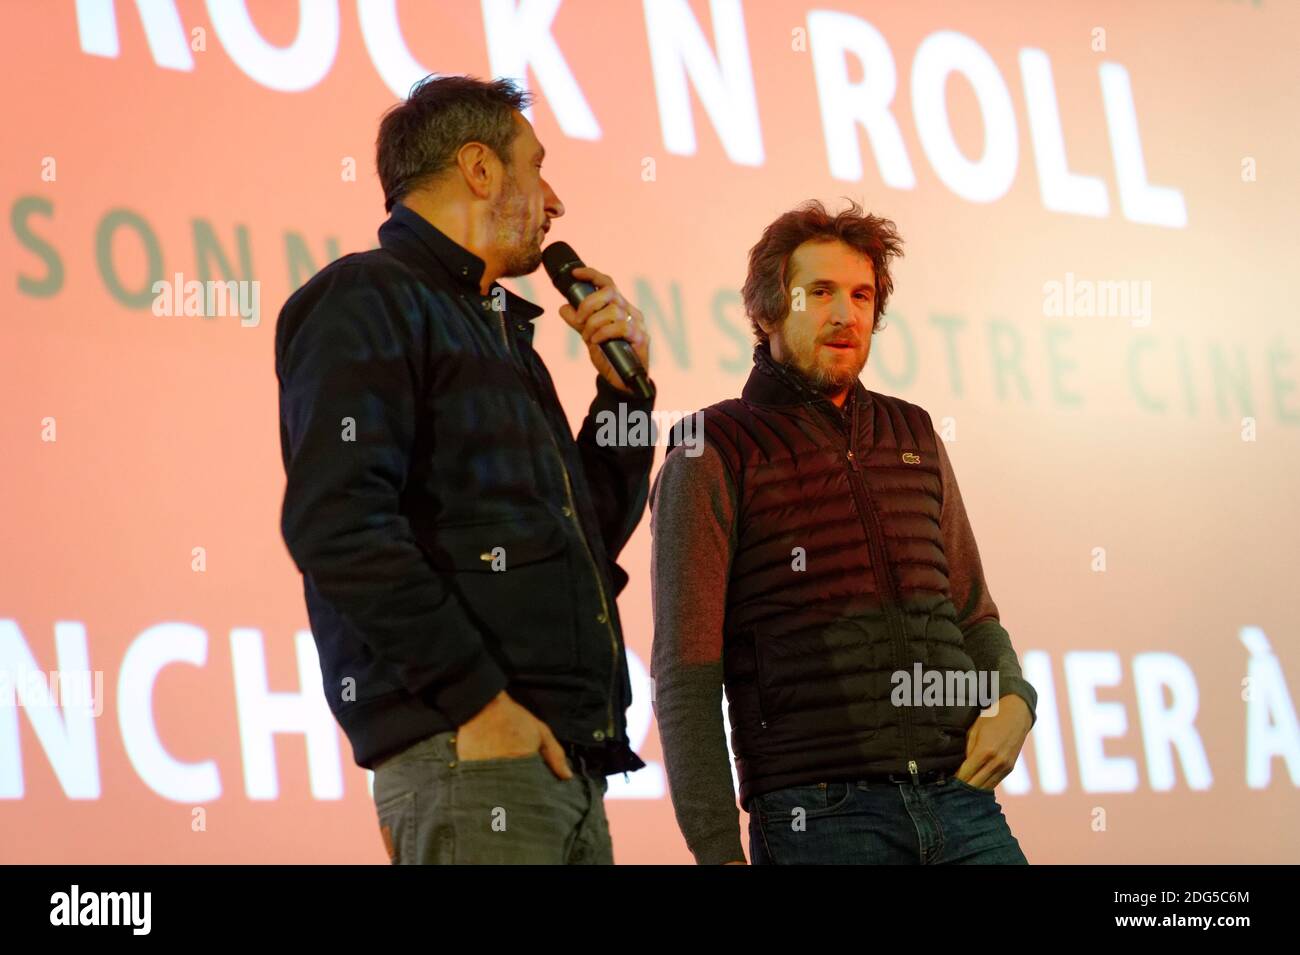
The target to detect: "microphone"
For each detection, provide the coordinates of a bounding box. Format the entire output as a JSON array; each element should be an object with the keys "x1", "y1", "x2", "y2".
[{"x1": 542, "y1": 242, "x2": 655, "y2": 400}]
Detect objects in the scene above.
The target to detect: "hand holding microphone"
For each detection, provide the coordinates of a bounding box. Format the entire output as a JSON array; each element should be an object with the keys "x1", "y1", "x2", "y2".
[{"x1": 543, "y1": 242, "x2": 654, "y2": 399}]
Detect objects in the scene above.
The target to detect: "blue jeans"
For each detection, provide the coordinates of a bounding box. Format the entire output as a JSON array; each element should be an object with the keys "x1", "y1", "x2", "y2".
[{"x1": 748, "y1": 775, "x2": 1028, "y2": 864}]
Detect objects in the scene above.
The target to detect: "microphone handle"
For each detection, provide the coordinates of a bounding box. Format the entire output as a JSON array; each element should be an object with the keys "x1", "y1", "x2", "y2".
[{"x1": 565, "y1": 281, "x2": 655, "y2": 400}]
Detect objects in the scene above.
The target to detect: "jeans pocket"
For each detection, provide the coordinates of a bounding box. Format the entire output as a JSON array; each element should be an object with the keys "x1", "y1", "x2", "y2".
[
  {"x1": 950, "y1": 776, "x2": 996, "y2": 795},
  {"x1": 376, "y1": 731, "x2": 453, "y2": 770},
  {"x1": 454, "y1": 752, "x2": 546, "y2": 772},
  {"x1": 375, "y1": 790, "x2": 416, "y2": 864},
  {"x1": 758, "y1": 781, "x2": 854, "y2": 821},
  {"x1": 451, "y1": 734, "x2": 546, "y2": 773},
  {"x1": 820, "y1": 781, "x2": 854, "y2": 813}
]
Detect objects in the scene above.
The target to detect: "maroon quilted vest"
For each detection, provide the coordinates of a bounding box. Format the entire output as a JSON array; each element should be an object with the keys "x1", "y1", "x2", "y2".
[{"x1": 679, "y1": 346, "x2": 980, "y2": 807}]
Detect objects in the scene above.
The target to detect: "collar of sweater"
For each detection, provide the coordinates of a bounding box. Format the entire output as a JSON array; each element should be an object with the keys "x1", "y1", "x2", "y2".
[{"x1": 744, "y1": 341, "x2": 869, "y2": 420}]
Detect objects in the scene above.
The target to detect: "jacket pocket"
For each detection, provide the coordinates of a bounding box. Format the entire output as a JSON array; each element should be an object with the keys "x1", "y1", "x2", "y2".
[
  {"x1": 923, "y1": 610, "x2": 982, "y2": 729},
  {"x1": 923, "y1": 608, "x2": 976, "y2": 671},
  {"x1": 423, "y1": 517, "x2": 577, "y2": 675},
  {"x1": 752, "y1": 627, "x2": 771, "y2": 729}
]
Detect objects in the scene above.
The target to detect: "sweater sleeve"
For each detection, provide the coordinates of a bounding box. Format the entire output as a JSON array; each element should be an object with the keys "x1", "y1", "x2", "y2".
[
  {"x1": 649, "y1": 442, "x2": 747, "y2": 864},
  {"x1": 935, "y1": 436, "x2": 1037, "y2": 725}
]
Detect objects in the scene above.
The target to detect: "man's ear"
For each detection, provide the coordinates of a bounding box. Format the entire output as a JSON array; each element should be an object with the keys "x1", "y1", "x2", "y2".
[{"x1": 455, "y1": 141, "x2": 499, "y2": 200}]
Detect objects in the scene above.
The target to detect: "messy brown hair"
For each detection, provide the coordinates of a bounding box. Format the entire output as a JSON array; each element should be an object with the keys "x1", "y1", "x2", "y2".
[{"x1": 742, "y1": 199, "x2": 903, "y2": 343}]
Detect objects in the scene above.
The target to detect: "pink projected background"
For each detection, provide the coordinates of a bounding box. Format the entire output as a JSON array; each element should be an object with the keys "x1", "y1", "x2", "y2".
[{"x1": 1, "y1": 0, "x2": 1297, "y2": 863}]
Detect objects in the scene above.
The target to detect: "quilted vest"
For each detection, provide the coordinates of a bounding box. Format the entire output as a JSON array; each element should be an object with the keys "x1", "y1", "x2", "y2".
[{"x1": 683, "y1": 346, "x2": 981, "y2": 807}]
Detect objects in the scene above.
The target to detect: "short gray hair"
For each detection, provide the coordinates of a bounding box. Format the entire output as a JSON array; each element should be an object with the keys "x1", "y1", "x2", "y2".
[{"x1": 376, "y1": 75, "x2": 532, "y2": 212}]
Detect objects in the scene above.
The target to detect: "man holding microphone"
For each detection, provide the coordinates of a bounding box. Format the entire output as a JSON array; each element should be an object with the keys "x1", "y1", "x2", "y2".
[{"x1": 276, "y1": 75, "x2": 654, "y2": 864}]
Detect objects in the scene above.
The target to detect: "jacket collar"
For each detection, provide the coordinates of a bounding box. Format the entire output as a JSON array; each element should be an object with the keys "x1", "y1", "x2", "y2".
[
  {"x1": 742, "y1": 341, "x2": 870, "y2": 420},
  {"x1": 378, "y1": 203, "x2": 544, "y2": 325}
]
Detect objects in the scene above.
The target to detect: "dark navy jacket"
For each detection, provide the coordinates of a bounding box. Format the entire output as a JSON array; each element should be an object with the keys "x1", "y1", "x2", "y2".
[{"x1": 275, "y1": 203, "x2": 654, "y2": 773}]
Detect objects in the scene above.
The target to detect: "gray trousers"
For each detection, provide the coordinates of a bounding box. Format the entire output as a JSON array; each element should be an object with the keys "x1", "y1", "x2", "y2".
[{"x1": 372, "y1": 730, "x2": 613, "y2": 864}]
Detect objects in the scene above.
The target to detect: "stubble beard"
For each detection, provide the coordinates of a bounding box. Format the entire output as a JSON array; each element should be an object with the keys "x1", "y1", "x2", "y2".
[
  {"x1": 492, "y1": 172, "x2": 543, "y2": 278},
  {"x1": 785, "y1": 342, "x2": 866, "y2": 396}
]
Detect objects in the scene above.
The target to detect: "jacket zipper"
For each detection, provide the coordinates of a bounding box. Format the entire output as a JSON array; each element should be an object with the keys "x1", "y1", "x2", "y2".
[
  {"x1": 838, "y1": 394, "x2": 918, "y2": 783},
  {"x1": 500, "y1": 310, "x2": 619, "y2": 740}
]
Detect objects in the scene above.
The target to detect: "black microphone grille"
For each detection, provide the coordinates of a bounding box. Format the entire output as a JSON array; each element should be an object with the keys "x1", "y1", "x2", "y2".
[{"x1": 542, "y1": 241, "x2": 583, "y2": 287}]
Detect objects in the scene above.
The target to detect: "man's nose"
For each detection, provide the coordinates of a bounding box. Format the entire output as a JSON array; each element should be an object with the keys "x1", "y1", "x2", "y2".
[
  {"x1": 543, "y1": 178, "x2": 565, "y2": 219},
  {"x1": 828, "y1": 297, "x2": 857, "y2": 327}
]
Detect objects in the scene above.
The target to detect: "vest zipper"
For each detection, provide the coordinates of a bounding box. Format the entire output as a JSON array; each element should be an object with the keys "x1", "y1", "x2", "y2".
[
  {"x1": 500, "y1": 309, "x2": 620, "y2": 740},
  {"x1": 839, "y1": 394, "x2": 916, "y2": 776}
]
